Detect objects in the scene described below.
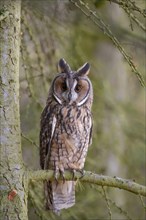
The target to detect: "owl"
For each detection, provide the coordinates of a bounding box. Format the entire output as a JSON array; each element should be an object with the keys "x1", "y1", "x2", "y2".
[{"x1": 40, "y1": 58, "x2": 93, "y2": 214}]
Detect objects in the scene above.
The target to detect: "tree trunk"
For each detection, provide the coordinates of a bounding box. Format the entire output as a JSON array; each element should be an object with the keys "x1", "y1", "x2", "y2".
[{"x1": 0, "y1": 0, "x2": 28, "y2": 219}]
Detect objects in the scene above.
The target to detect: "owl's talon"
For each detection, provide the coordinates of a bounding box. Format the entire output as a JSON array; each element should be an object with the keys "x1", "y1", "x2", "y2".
[
  {"x1": 62, "y1": 176, "x2": 65, "y2": 184},
  {"x1": 59, "y1": 170, "x2": 65, "y2": 183},
  {"x1": 79, "y1": 169, "x2": 85, "y2": 178},
  {"x1": 54, "y1": 169, "x2": 59, "y2": 182},
  {"x1": 72, "y1": 169, "x2": 76, "y2": 180}
]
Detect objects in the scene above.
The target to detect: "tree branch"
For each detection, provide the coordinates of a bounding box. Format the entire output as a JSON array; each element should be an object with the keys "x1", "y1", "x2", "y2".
[
  {"x1": 107, "y1": 0, "x2": 146, "y2": 18},
  {"x1": 21, "y1": 132, "x2": 39, "y2": 148},
  {"x1": 69, "y1": 0, "x2": 145, "y2": 87},
  {"x1": 108, "y1": 0, "x2": 146, "y2": 32},
  {"x1": 27, "y1": 170, "x2": 146, "y2": 197}
]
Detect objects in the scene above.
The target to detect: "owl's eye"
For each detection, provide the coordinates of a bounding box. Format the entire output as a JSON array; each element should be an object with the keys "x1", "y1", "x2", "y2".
[
  {"x1": 75, "y1": 84, "x2": 82, "y2": 93},
  {"x1": 61, "y1": 82, "x2": 67, "y2": 91}
]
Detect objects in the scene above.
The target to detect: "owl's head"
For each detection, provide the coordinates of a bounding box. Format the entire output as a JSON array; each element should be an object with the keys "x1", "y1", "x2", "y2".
[{"x1": 51, "y1": 58, "x2": 93, "y2": 107}]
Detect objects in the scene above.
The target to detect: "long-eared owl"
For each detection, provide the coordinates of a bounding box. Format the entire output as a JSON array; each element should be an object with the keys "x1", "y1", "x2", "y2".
[{"x1": 40, "y1": 58, "x2": 93, "y2": 214}]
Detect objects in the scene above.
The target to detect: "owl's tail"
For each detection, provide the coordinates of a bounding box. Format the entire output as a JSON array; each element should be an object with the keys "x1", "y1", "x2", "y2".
[{"x1": 44, "y1": 180, "x2": 75, "y2": 214}]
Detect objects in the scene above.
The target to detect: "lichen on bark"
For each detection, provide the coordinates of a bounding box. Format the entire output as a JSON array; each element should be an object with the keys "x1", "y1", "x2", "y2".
[{"x1": 0, "y1": 0, "x2": 28, "y2": 219}]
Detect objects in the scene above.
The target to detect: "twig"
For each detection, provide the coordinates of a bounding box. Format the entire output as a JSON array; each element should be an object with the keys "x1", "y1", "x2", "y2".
[
  {"x1": 128, "y1": 0, "x2": 146, "y2": 17},
  {"x1": 20, "y1": 43, "x2": 43, "y2": 108},
  {"x1": 118, "y1": 1, "x2": 146, "y2": 32},
  {"x1": 139, "y1": 194, "x2": 146, "y2": 210},
  {"x1": 26, "y1": 170, "x2": 146, "y2": 197},
  {"x1": 107, "y1": 0, "x2": 146, "y2": 18},
  {"x1": 102, "y1": 186, "x2": 112, "y2": 220},
  {"x1": 21, "y1": 132, "x2": 39, "y2": 148},
  {"x1": 29, "y1": 189, "x2": 49, "y2": 220},
  {"x1": 22, "y1": 8, "x2": 48, "y2": 93},
  {"x1": 69, "y1": 0, "x2": 145, "y2": 87},
  {"x1": 97, "y1": 188, "x2": 132, "y2": 220},
  {"x1": 28, "y1": 183, "x2": 56, "y2": 220}
]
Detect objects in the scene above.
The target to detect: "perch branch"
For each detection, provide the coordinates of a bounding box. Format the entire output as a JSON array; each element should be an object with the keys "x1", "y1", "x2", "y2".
[{"x1": 26, "y1": 170, "x2": 146, "y2": 197}]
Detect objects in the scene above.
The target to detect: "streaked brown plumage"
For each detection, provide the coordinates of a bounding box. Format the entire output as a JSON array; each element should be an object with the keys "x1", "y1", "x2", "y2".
[{"x1": 40, "y1": 58, "x2": 93, "y2": 214}]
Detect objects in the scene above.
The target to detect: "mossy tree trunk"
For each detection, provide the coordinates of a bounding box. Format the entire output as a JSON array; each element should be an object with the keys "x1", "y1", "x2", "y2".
[{"x1": 0, "y1": 0, "x2": 28, "y2": 219}]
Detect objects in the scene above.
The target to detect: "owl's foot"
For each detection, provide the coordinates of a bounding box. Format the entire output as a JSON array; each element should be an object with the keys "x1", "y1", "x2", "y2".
[
  {"x1": 54, "y1": 168, "x2": 65, "y2": 183},
  {"x1": 68, "y1": 163, "x2": 85, "y2": 179},
  {"x1": 71, "y1": 169, "x2": 76, "y2": 180},
  {"x1": 76, "y1": 169, "x2": 85, "y2": 179},
  {"x1": 59, "y1": 169, "x2": 65, "y2": 183},
  {"x1": 78, "y1": 169, "x2": 85, "y2": 178},
  {"x1": 54, "y1": 168, "x2": 59, "y2": 183},
  {"x1": 71, "y1": 169, "x2": 85, "y2": 180}
]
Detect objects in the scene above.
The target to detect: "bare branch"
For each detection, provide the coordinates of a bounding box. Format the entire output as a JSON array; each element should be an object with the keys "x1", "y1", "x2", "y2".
[
  {"x1": 27, "y1": 170, "x2": 146, "y2": 197},
  {"x1": 69, "y1": 0, "x2": 145, "y2": 87},
  {"x1": 97, "y1": 188, "x2": 132, "y2": 220},
  {"x1": 29, "y1": 189, "x2": 48, "y2": 220},
  {"x1": 109, "y1": 0, "x2": 146, "y2": 32},
  {"x1": 21, "y1": 132, "x2": 39, "y2": 149},
  {"x1": 102, "y1": 186, "x2": 112, "y2": 220},
  {"x1": 107, "y1": 0, "x2": 146, "y2": 18}
]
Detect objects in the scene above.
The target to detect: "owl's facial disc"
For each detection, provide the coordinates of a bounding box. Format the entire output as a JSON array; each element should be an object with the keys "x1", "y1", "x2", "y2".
[{"x1": 53, "y1": 74, "x2": 90, "y2": 106}]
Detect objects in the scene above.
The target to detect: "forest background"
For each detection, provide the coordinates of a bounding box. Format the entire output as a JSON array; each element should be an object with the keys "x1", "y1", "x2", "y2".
[{"x1": 0, "y1": 0, "x2": 146, "y2": 220}]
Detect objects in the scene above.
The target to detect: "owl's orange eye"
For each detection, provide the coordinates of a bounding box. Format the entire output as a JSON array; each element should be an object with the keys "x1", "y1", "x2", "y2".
[
  {"x1": 75, "y1": 84, "x2": 82, "y2": 93},
  {"x1": 61, "y1": 82, "x2": 67, "y2": 91}
]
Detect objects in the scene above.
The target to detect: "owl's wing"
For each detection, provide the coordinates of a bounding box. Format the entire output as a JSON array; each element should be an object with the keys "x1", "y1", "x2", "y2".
[
  {"x1": 88, "y1": 117, "x2": 93, "y2": 146},
  {"x1": 40, "y1": 105, "x2": 57, "y2": 169}
]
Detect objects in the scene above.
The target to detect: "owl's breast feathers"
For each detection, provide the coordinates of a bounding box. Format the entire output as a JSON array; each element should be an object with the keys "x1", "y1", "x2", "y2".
[{"x1": 47, "y1": 104, "x2": 92, "y2": 171}]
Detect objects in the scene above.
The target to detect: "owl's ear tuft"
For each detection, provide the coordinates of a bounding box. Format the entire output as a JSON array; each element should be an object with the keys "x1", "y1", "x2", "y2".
[
  {"x1": 58, "y1": 58, "x2": 71, "y2": 73},
  {"x1": 77, "y1": 63, "x2": 90, "y2": 76}
]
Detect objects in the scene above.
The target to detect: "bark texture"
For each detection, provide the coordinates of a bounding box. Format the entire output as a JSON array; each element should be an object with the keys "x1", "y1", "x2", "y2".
[{"x1": 0, "y1": 0, "x2": 28, "y2": 219}]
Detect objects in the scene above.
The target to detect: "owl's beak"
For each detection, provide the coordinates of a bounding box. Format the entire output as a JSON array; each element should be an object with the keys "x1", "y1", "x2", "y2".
[{"x1": 68, "y1": 93, "x2": 72, "y2": 102}]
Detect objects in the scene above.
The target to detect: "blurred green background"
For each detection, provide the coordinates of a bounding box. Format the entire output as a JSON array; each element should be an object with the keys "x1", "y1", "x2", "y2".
[{"x1": 20, "y1": 0, "x2": 145, "y2": 219}]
